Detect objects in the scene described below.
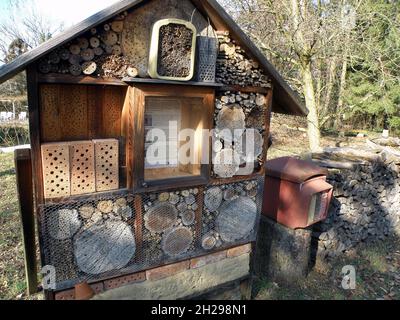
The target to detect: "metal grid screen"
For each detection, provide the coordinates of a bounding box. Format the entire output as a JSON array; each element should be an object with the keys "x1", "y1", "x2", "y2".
[
  {"x1": 39, "y1": 179, "x2": 264, "y2": 291},
  {"x1": 201, "y1": 178, "x2": 264, "y2": 251}
]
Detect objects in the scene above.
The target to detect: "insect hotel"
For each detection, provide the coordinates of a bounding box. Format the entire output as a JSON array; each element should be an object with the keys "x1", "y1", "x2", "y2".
[{"x1": 0, "y1": 0, "x2": 306, "y2": 300}]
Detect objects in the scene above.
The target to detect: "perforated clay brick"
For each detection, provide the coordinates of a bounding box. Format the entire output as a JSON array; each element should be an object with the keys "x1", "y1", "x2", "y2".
[
  {"x1": 41, "y1": 143, "x2": 71, "y2": 199},
  {"x1": 94, "y1": 139, "x2": 119, "y2": 192},
  {"x1": 70, "y1": 141, "x2": 96, "y2": 196}
]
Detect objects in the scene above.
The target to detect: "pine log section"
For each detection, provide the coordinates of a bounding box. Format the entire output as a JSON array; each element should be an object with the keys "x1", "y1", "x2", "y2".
[
  {"x1": 15, "y1": 149, "x2": 38, "y2": 295},
  {"x1": 213, "y1": 149, "x2": 241, "y2": 178},
  {"x1": 47, "y1": 208, "x2": 82, "y2": 240},
  {"x1": 161, "y1": 227, "x2": 193, "y2": 257},
  {"x1": 74, "y1": 219, "x2": 136, "y2": 275},
  {"x1": 216, "y1": 197, "x2": 257, "y2": 243},
  {"x1": 144, "y1": 203, "x2": 178, "y2": 234},
  {"x1": 216, "y1": 106, "x2": 246, "y2": 142},
  {"x1": 204, "y1": 187, "x2": 223, "y2": 212}
]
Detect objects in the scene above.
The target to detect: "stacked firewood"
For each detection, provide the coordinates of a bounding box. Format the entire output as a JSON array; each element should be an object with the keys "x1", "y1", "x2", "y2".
[
  {"x1": 142, "y1": 189, "x2": 199, "y2": 261},
  {"x1": 212, "y1": 91, "x2": 267, "y2": 178},
  {"x1": 38, "y1": 11, "x2": 139, "y2": 78},
  {"x1": 312, "y1": 141, "x2": 400, "y2": 260},
  {"x1": 216, "y1": 32, "x2": 271, "y2": 87}
]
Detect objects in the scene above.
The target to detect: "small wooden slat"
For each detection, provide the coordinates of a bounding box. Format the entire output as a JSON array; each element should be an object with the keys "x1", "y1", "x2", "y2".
[
  {"x1": 195, "y1": 187, "x2": 205, "y2": 246},
  {"x1": 93, "y1": 139, "x2": 119, "y2": 192},
  {"x1": 69, "y1": 140, "x2": 96, "y2": 195},
  {"x1": 264, "y1": 89, "x2": 273, "y2": 162},
  {"x1": 14, "y1": 148, "x2": 38, "y2": 296},
  {"x1": 41, "y1": 142, "x2": 71, "y2": 199},
  {"x1": 27, "y1": 65, "x2": 45, "y2": 205},
  {"x1": 38, "y1": 74, "x2": 128, "y2": 86},
  {"x1": 122, "y1": 77, "x2": 224, "y2": 87},
  {"x1": 134, "y1": 195, "x2": 143, "y2": 262}
]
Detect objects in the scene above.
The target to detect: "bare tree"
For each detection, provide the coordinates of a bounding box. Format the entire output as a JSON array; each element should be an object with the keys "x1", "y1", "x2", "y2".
[
  {"x1": 0, "y1": 0, "x2": 64, "y2": 63},
  {"x1": 220, "y1": 0, "x2": 363, "y2": 151}
]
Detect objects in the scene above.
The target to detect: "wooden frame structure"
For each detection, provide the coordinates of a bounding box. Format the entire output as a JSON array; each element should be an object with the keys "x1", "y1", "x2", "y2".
[{"x1": 0, "y1": 0, "x2": 307, "y2": 300}]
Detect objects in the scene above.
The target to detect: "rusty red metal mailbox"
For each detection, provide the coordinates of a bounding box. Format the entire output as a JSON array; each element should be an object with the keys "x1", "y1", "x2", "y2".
[{"x1": 262, "y1": 157, "x2": 333, "y2": 229}]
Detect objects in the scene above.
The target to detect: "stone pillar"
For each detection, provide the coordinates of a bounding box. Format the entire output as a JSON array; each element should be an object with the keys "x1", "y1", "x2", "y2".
[{"x1": 254, "y1": 216, "x2": 312, "y2": 284}]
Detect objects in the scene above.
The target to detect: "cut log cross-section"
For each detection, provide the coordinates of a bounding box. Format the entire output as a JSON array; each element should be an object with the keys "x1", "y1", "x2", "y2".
[
  {"x1": 161, "y1": 227, "x2": 193, "y2": 257},
  {"x1": 213, "y1": 148, "x2": 241, "y2": 178},
  {"x1": 216, "y1": 106, "x2": 245, "y2": 142},
  {"x1": 204, "y1": 187, "x2": 223, "y2": 212},
  {"x1": 47, "y1": 208, "x2": 82, "y2": 240},
  {"x1": 144, "y1": 203, "x2": 178, "y2": 234},
  {"x1": 216, "y1": 197, "x2": 258, "y2": 243},
  {"x1": 74, "y1": 220, "x2": 136, "y2": 275}
]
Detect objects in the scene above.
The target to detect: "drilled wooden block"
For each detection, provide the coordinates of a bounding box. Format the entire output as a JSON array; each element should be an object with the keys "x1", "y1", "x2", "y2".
[
  {"x1": 69, "y1": 141, "x2": 96, "y2": 196},
  {"x1": 41, "y1": 143, "x2": 71, "y2": 199},
  {"x1": 94, "y1": 139, "x2": 119, "y2": 192}
]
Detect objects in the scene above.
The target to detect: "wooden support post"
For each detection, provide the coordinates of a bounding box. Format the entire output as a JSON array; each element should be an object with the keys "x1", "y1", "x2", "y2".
[{"x1": 15, "y1": 148, "x2": 38, "y2": 295}]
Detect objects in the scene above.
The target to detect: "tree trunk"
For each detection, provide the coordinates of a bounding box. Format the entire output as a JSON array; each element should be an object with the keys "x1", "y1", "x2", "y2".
[
  {"x1": 323, "y1": 57, "x2": 338, "y2": 121},
  {"x1": 301, "y1": 62, "x2": 321, "y2": 152},
  {"x1": 336, "y1": 48, "x2": 348, "y2": 129}
]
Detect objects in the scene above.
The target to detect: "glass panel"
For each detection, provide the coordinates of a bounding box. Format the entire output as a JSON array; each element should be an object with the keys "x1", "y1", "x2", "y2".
[{"x1": 144, "y1": 96, "x2": 205, "y2": 182}]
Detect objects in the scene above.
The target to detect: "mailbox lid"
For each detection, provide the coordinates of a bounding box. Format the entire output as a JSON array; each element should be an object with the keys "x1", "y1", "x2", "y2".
[{"x1": 266, "y1": 157, "x2": 328, "y2": 184}]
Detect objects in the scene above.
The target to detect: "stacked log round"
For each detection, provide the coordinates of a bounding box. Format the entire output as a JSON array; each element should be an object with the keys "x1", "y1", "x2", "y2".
[
  {"x1": 142, "y1": 189, "x2": 199, "y2": 262},
  {"x1": 216, "y1": 33, "x2": 271, "y2": 87},
  {"x1": 313, "y1": 146, "x2": 400, "y2": 261},
  {"x1": 202, "y1": 180, "x2": 260, "y2": 250},
  {"x1": 213, "y1": 91, "x2": 268, "y2": 177},
  {"x1": 37, "y1": 13, "x2": 139, "y2": 78}
]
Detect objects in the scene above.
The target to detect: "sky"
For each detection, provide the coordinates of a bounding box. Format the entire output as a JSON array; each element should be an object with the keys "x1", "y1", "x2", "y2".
[{"x1": 0, "y1": 0, "x2": 121, "y2": 27}]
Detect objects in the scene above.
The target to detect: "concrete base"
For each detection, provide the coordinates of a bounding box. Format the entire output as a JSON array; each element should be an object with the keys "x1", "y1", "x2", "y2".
[{"x1": 93, "y1": 252, "x2": 250, "y2": 300}]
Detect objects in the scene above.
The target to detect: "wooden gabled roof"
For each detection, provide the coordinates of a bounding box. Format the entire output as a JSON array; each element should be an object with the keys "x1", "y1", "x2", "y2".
[{"x1": 0, "y1": 0, "x2": 308, "y2": 116}]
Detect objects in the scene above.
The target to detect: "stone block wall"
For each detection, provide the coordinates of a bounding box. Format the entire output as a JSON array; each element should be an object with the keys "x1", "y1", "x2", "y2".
[{"x1": 54, "y1": 244, "x2": 251, "y2": 300}]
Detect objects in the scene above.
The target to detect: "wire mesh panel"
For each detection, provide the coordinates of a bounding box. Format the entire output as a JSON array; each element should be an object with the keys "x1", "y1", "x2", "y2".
[
  {"x1": 196, "y1": 35, "x2": 218, "y2": 82},
  {"x1": 141, "y1": 188, "x2": 201, "y2": 266},
  {"x1": 201, "y1": 178, "x2": 265, "y2": 252},
  {"x1": 39, "y1": 194, "x2": 138, "y2": 290},
  {"x1": 39, "y1": 178, "x2": 264, "y2": 292}
]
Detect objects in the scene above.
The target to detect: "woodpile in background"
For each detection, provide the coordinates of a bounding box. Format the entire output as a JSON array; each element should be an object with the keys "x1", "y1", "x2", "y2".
[
  {"x1": 312, "y1": 139, "x2": 400, "y2": 260},
  {"x1": 216, "y1": 32, "x2": 271, "y2": 87}
]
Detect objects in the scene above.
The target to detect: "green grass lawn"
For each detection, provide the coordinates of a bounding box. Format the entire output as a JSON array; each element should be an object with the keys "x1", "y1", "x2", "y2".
[{"x1": 0, "y1": 152, "x2": 27, "y2": 299}]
